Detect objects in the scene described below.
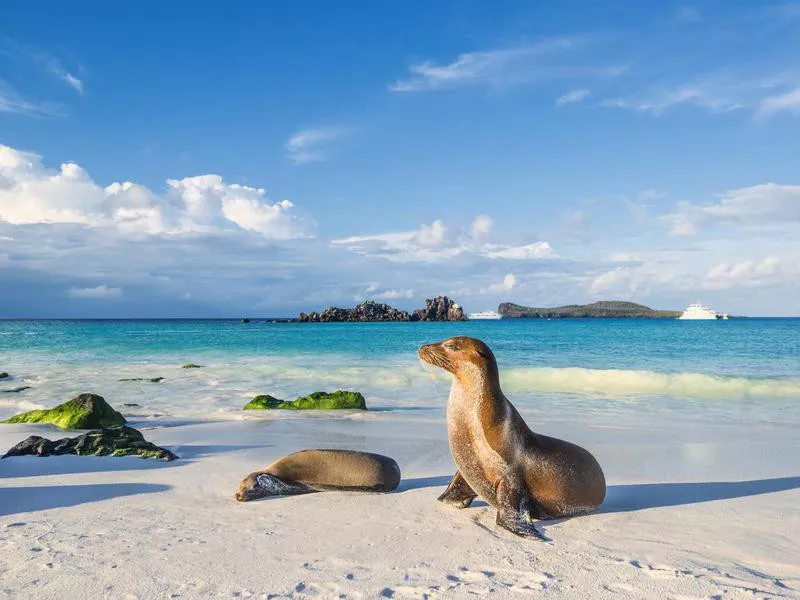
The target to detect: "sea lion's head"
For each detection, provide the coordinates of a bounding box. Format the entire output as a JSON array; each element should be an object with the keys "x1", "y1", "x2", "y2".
[
  {"x1": 418, "y1": 336, "x2": 499, "y2": 382},
  {"x1": 234, "y1": 473, "x2": 264, "y2": 502}
]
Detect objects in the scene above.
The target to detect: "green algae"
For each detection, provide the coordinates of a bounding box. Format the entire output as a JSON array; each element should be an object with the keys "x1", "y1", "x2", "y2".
[
  {"x1": 182, "y1": 364, "x2": 202, "y2": 369},
  {"x1": 3, "y1": 393, "x2": 126, "y2": 429},
  {"x1": 243, "y1": 390, "x2": 367, "y2": 411}
]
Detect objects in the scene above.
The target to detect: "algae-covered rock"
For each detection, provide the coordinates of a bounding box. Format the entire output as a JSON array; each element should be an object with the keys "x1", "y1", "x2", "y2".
[
  {"x1": 119, "y1": 377, "x2": 164, "y2": 383},
  {"x1": 292, "y1": 391, "x2": 367, "y2": 410},
  {"x1": 182, "y1": 364, "x2": 202, "y2": 369},
  {"x1": 244, "y1": 390, "x2": 367, "y2": 410},
  {"x1": 244, "y1": 394, "x2": 283, "y2": 410},
  {"x1": 0, "y1": 372, "x2": 8, "y2": 379},
  {"x1": 2, "y1": 393, "x2": 126, "y2": 429},
  {"x1": 2, "y1": 425, "x2": 177, "y2": 461}
]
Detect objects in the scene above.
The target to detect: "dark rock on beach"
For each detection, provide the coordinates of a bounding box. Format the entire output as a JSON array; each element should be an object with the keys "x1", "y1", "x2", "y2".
[
  {"x1": 119, "y1": 377, "x2": 164, "y2": 383},
  {"x1": 2, "y1": 425, "x2": 177, "y2": 461},
  {"x1": 2, "y1": 386, "x2": 31, "y2": 394},
  {"x1": 2, "y1": 393, "x2": 127, "y2": 429},
  {"x1": 244, "y1": 390, "x2": 367, "y2": 410},
  {"x1": 411, "y1": 296, "x2": 466, "y2": 321}
]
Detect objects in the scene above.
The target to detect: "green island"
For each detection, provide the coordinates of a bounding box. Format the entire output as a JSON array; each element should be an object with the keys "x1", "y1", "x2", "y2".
[{"x1": 498, "y1": 300, "x2": 682, "y2": 319}]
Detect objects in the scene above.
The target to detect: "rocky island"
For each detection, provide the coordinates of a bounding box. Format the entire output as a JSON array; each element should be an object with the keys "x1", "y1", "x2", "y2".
[
  {"x1": 298, "y1": 296, "x2": 466, "y2": 322},
  {"x1": 498, "y1": 300, "x2": 681, "y2": 319}
]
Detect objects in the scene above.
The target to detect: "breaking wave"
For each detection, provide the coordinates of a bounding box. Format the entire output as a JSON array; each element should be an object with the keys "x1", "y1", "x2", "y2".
[{"x1": 499, "y1": 367, "x2": 800, "y2": 399}]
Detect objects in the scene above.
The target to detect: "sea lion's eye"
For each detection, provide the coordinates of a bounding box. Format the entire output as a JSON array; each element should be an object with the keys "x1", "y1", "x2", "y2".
[{"x1": 443, "y1": 341, "x2": 458, "y2": 350}]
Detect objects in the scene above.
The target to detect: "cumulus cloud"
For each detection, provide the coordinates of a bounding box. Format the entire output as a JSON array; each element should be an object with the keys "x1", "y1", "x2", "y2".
[
  {"x1": 331, "y1": 218, "x2": 555, "y2": 263},
  {"x1": 469, "y1": 215, "x2": 493, "y2": 239},
  {"x1": 703, "y1": 256, "x2": 783, "y2": 289},
  {"x1": 285, "y1": 127, "x2": 347, "y2": 164},
  {"x1": 485, "y1": 273, "x2": 517, "y2": 293},
  {"x1": 663, "y1": 183, "x2": 800, "y2": 235},
  {"x1": 389, "y1": 38, "x2": 623, "y2": 92},
  {"x1": 68, "y1": 284, "x2": 122, "y2": 299},
  {"x1": 555, "y1": 88, "x2": 590, "y2": 107},
  {"x1": 375, "y1": 288, "x2": 414, "y2": 300},
  {"x1": 0, "y1": 144, "x2": 316, "y2": 239}
]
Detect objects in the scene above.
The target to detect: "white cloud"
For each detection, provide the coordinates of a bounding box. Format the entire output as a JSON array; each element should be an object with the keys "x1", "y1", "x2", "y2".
[
  {"x1": 602, "y1": 86, "x2": 744, "y2": 115},
  {"x1": 285, "y1": 127, "x2": 347, "y2": 164},
  {"x1": 486, "y1": 273, "x2": 517, "y2": 293},
  {"x1": 0, "y1": 85, "x2": 63, "y2": 117},
  {"x1": 389, "y1": 38, "x2": 623, "y2": 92},
  {"x1": 757, "y1": 87, "x2": 800, "y2": 119},
  {"x1": 375, "y1": 288, "x2": 414, "y2": 300},
  {"x1": 332, "y1": 218, "x2": 555, "y2": 263},
  {"x1": 68, "y1": 284, "x2": 122, "y2": 299},
  {"x1": 470, "y1": 214, "x2": 493, "y2": 239},
  {"x1": 703, "y1": 256, "x2": 783, "y2": 289},
  {"x1": 354, "y1": 282, "x2": 414, "y2": 301},
  {"x1": 663, "y1": 183, "x2": 800, "y2": 235},
  {"x1": 484, "y1": 242, "x2": 554, "y2": 260},
  {"x1": 556, "y1": 88, "x2": 590, "y2": 107},
  {"x1": 0, "y1": 144, "x2": 316, "y2": 239}
]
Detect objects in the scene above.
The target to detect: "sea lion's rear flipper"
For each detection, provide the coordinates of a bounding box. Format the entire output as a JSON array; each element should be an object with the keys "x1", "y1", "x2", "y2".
[
  {"x1": 437, "y1": 471, "x2": 478, "y2": 508},
  {"x1": 495, "y1": 478, "x2": 550, "y2": 541}
]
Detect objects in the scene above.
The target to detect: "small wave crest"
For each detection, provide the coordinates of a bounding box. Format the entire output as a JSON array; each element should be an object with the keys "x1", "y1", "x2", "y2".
[{"x1": 500, "y1": 367, "x2": 800, "y2": 399}]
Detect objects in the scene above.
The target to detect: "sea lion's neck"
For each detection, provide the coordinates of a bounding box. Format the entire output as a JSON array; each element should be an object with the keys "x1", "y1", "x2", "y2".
[{"x1": 451, "y1": 362, "x2": 503, "y2": 405}]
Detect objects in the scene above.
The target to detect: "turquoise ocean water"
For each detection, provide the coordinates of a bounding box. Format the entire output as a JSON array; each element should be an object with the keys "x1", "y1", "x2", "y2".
[{"x1": 1, "y1": 318, "x2": 798, "y2": 424}]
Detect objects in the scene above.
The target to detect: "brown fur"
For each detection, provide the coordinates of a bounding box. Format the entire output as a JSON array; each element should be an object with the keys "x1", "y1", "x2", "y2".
[
  {"x1": 235, "y1": 449, "x2": 401, "y2": 502},
  {"x1": 419, "y1": 336, "x2": 606, "y2": 538}
]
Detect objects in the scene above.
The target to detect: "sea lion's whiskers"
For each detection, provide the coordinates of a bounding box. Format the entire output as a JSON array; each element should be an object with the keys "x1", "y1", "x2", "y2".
[{"x1": 420, "y1": 359, "x2": 445, "y2": 388}]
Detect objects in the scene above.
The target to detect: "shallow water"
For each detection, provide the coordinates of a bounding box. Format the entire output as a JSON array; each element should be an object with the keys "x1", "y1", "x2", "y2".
[{"x1": 0, "y1": 318, "x2": 798, "y2": 423}]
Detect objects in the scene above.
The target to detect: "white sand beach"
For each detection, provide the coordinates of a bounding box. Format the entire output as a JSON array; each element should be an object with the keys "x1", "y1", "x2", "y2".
[{"x1": 1, "y1": 403, "x2": 798, "y2": 599}]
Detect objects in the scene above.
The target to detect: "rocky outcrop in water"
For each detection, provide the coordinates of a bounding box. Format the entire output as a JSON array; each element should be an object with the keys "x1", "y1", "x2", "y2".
[
  {"x1": 2, "y1": 386, "x2": 30, "y2": 394},
  {"x1": 298, "y1": 296, "x2": 466, "y2": 322},
  {"x1": 0, "y1": 372, "x2": 8, "y2": 379},
  {"x1": 2, "y1": 425, "x2": 177, "y2": 461},
  {"x1": 298, "y1": 301, "x2": 411, "y2": 323},
  {"x1": 411, "y1": 296, "x2": 466, "y2": 321},
  {"x1": 2, "y1": 393, "x2": 127, "y2": 429},
  {"x1": 244, "y1": 390, "x2": 367, "y2": 410},
  {"x1": 119, "y1": 377, "x2": 164, "y2": 383},
  {"x1": 182, "y1": 364, "x2": 202, "y2": 369},
  {"x1": 498, "y1": 300, "x2": 681, "y2": 319}
]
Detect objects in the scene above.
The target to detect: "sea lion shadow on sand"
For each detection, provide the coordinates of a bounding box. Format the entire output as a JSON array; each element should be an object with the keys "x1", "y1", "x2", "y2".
[{"x1": 602, "y1": 476, "x2": 800, "y2": 513}]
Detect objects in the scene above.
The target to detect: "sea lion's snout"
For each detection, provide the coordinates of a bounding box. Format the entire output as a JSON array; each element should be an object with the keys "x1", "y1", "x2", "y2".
[{"x1": 418, "y1": 342, "x2": 454, "y2": 373}]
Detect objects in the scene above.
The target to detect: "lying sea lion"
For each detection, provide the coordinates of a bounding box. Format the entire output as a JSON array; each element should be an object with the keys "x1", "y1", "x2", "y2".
[
  {"x1": 235, "y1": 449, "x2": 401, "y2": 502},
  {"x1": 419, "y1": 336, "x2": 606, "y2": 539}
]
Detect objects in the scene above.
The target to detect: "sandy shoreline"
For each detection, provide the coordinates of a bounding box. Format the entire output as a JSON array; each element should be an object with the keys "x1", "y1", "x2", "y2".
[{"x1": 1, "y1": 407, "x2": 798, "y2": 599}]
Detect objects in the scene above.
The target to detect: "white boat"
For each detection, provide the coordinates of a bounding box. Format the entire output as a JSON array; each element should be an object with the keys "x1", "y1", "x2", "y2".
[
  {"x1": 468, "y1": 310, "x2": 502, "y2": 320},
  {"x1": 677, "y1": 304, "x2": 722, "y2": 320}
]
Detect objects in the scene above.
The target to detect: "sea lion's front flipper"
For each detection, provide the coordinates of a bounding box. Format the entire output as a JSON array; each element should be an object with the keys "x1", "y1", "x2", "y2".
[
  {"x1": 495, "y1": 478, "x2": 550, "y2": 541},
  {"x1": 437, "y1": 471, "x2": 478, "y2": 508}
]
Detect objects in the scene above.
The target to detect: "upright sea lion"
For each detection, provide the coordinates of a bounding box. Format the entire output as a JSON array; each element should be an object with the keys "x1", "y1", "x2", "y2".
[
  {"x1": 419, "y1": 336, "x2": 605, "y2": 539},
  {"x1": 235, "y1": 449, "x2": 401, "y2": 502}
]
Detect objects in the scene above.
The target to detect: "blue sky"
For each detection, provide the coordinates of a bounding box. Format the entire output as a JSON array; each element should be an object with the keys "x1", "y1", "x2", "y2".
[{"x1": 1, "y1": 1, "x2": 799, "y2": 317}]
